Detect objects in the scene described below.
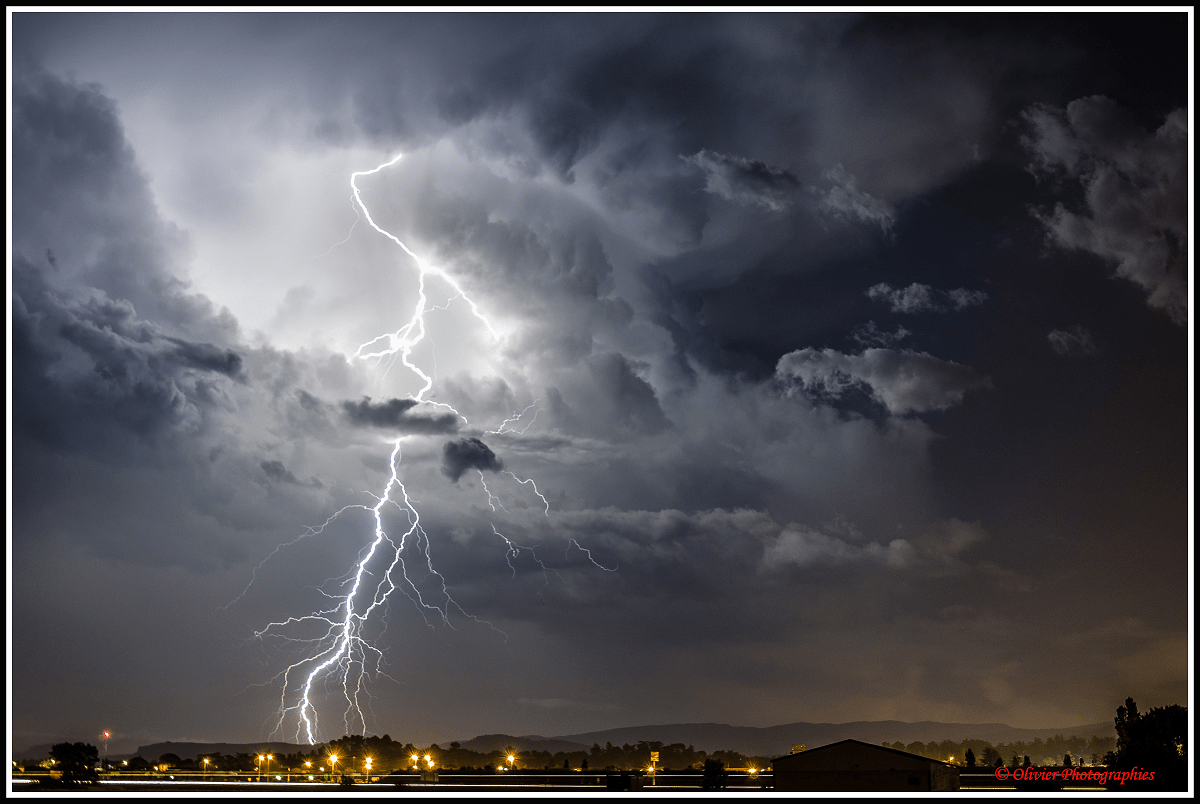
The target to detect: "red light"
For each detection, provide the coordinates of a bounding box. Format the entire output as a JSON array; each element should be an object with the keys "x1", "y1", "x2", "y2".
[{"x1": 103, "y1": 731, "x2": 111, "y2": 739}]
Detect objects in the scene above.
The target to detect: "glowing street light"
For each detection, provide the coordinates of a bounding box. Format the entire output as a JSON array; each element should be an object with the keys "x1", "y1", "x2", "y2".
[{"x1": 329, "y1": 754, "x2": 339, "y2": 781}]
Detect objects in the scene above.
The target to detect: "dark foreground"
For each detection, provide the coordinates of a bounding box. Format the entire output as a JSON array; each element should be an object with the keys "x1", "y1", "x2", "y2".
[{"x1": 14, "y1": 770, "x2": 1135, "y2": 792}]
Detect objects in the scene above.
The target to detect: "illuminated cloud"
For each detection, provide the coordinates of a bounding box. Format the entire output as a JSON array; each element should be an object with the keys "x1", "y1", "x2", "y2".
[
  {"x1": 1048, "y1": 326, "x2": 1098, "y2": 357},
  {"x1": 776, "y1": 347, "x2": 991, "y2": 415},
  {"x1": 816, "y1": 165, "x2": 896, "y2": 232},
  {"x1": 867, "y1": 282, "x2": 988, "y2": 314},
  {"x1": 1023, "y1": 96, "x2": 1188, "y2": 325},
  {"x1": 682, "y1": 148, "x2": 800, "y2": 211}
]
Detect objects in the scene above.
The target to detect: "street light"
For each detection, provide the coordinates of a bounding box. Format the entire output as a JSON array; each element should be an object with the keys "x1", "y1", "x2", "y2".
[
  {"x1": 257, "y1": 755, "x2": 264, "y2": 782},
  {"x1": 202, "y1": 758, "x2": 209, "y2": 780},
  {"x1": 364, "y1": 757, "x2": 372, "y2": 778},
  {"x1": 329, "y1": 754, "x2": 339, "y2": 782}
]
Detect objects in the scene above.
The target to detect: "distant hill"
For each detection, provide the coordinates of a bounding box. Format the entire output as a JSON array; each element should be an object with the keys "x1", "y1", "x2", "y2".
[
  {"x1": 458, "y1": 733, "x2": 589, "y2": 754},
  {"x1": 545, "y1": 720, "x2": 1113, "y2": 757}
]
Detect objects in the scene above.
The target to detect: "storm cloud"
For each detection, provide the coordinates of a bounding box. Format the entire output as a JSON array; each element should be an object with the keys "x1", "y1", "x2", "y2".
[
  {"x1": 867, "y1": 282, "x2": 989, "y2": 314},
  {"x1": 776, "y1": 347, "x2": 992, "y2": 415},
  {"x1": 441, "y1": 437, "x2": 504, "y2": 482},
  {"x1": 683, "y1": 148, "x2": 801, "y2": 211},
  {"x1": 1023, "y1": 96, "x2": 1188, "y2": 324},
  {"x1": 341, "y1": 396, "x2": 461, "y2": 433}
]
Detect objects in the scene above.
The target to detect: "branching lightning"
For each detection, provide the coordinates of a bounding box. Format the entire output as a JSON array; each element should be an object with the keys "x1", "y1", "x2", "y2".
[
  {"x1": 488, "y1": 401, "x2": 541, "y2": 435},
  {"x1": 247, "y1": 153, "x2": 613, "y2": 745},
  {"x1": 504, "y1": 471, "x2": 551, "y2": 515},
  {"x1": 479, "y1": 470, "x2": 508, "y2": 513}
]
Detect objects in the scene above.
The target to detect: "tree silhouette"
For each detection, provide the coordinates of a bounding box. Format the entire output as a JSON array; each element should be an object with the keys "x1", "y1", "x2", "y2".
[
  {"x1": 49, "y1": 743, "x2": 99, "y2": 785},
  {"x1": 701, "y1": 758, "x2": 727, "y2": 789},
  {"x1": 1104, "y1": 697, "x2": 1187, "y2": 790},
  {"x1": 964, "y1": 748, "x2": 976, "y2": 767}
]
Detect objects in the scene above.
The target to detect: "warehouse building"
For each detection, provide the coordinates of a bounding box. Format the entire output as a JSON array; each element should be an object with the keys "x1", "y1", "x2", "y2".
[{"x1": 771, "y1": 739, "x2": 960, "y2": 792}]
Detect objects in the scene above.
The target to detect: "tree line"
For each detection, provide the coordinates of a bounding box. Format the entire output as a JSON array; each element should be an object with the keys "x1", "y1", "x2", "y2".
[
  {"x1": 880, "y1": 733, "x2": 1117, "y2": 767},
  {"x1": 94, "y1": 734, "x2": 772, "y2": 775}
]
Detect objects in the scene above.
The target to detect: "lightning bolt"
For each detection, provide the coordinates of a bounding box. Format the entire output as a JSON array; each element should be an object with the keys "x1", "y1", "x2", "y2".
[
  {"x1": 349, "y1": 153, "x2": 497, "y2": 404},
  {"x1": 479, "y1": 470, "x2": 508, "y2": 513},
  {"x1": 504, "y1": 471, "x2": 550, "y2": 515},
  {"x1": 248, "y1": 153, "x2": 613, "y2": 745},
  {"x1": 488, "y1": 401, "x2": 541, "y2": 435}
]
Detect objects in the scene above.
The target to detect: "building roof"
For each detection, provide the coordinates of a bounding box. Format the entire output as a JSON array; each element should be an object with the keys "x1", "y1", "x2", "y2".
[{"x1": 772, "y1": 739, "x2": 957, "y2": 767}]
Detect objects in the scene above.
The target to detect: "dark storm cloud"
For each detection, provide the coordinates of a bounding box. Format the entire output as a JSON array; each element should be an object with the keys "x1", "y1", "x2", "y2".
[
  {"x1": 261, "y1": 459, "x2": 301, "y2": 485},
  {"x1": 11, "y1": 67, "x2": 239, "y2": 345},
  {"x1": 1023, "y1": 96, "x2": 1188, "y2": 325},
  {"x1": 776, "y1": 347, "x2": 992, "y2": 415},
  {"x1": 682, "y1": 148, "x2": 801, "y2": 211},
  {"x1": 10, "y1": 66, "x2": 251, "y2": 455},
  {"x1": 441, "y1": 437, "x2": 504, "y2": 482},
  {"x1": 867, "y1": 282, "x2": 988, "y2": 314},
  {"x1": 521, "y1": 508, "x2": 989, "y2": 614},
  {"x1": 259, "y1": 456, "x2": 325, "y2": 489},
  {"x1": 12, "y1": 254, "x2": 240, "y2": 449},
  {"x1": 586, "y1": 353, "x2": 672, "y2": 435},
  {"x1": 341, "y1": 396, "x2": 460, "y2": 434},
  {"x1": 7, "y1": 63, "x2": 306, "y2": 583},
  {"x1": 165, "y1": 338, "x2": 244, "y2": 378}
]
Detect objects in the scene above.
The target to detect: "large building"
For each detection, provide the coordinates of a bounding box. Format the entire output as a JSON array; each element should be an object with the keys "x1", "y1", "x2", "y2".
[{"x1": 771, "y1": 739, "x2": 960, "y2": 792}]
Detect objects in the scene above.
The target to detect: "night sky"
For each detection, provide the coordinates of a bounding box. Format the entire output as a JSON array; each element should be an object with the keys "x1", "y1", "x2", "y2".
[{"x1": 9, "y1": 12, "x2": 1190, "y2": 754}]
